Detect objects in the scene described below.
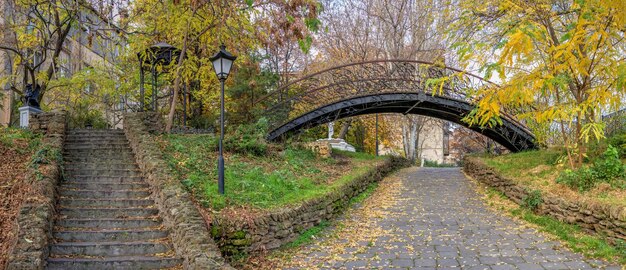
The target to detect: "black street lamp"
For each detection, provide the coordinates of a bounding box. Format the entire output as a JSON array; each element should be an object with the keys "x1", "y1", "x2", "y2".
[
  {"x1": 210, "y1": 44, "x2": 237, "y2": 195},
  {"x1": 138, "y1": 42, "x2": 180, "y2": 111}
]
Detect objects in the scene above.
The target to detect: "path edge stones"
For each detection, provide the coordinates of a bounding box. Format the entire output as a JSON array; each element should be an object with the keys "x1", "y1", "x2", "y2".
[
  {"x1": 212, "y1": 156, "x2": 411, "y2": 256},
  {"x1": 463, "y1": 156, "x2": 626, "y2": 244},
  {"x1": 6, "y1": 111, "x2": 67, "y2": 269},
  {"x1": 123, "y1": 112, "x2": 233, "y2": 270}
]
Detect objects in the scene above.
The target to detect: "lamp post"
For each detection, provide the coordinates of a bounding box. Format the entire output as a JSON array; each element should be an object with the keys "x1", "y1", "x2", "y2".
[{"x1": 210, "y1": 44, "x2": 237, "y2": 195}]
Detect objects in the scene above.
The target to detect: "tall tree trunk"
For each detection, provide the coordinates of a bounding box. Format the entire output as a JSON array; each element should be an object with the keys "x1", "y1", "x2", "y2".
[
  {"x1": 338, "y1": 119, "x2": 352, "y2": 140},
  {"x1": 38, "y1": 17, "x2": 73, "y2": 102},
  {"x1": 165, "y1": 20, "x2": 191, "y2": 133},
  {"x1": 402, "y1": 116, "x2": 418, "y2": 162}
]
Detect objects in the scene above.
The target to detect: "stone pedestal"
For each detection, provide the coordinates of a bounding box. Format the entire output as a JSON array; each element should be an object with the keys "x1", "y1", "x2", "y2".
[
  {"x1": 316, "y1": 138, "x2": 356, "y2": 152},
  {"x1": 304, "y1": 141, "x2": 332, "y2": 158},
  {"x1": 19, "y1": 106, "x2": 43, "y2": 128}
]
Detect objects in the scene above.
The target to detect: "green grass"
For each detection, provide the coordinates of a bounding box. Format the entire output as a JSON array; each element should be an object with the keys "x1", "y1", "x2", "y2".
[
  {"x1": 160, "y1": 134, "x2": 385, "y2": 210},
  {"x1": 483, "y1": 149, "x2": 562, "y2": 178},
  {"x1": 0, "y1": 128, "x2": 41, "y2": 153},
  {"x1": 0, "y1": 128, "x2": 57, "y2": 182},
  {"x1": 280, "y1": 177, "x2": 383, "y2": 250},
  {"x1": 282, "y1": 220, "x2": 331, "y2": 249},
  {"x1": 480, "y1": 148, "x2": 626, "y2": 208},
  {"x1": 510, "y1": 208, "x2": 626, "y2": 265},
  {"x1": 481, "y1": 187, "x2": 625, "y2": 265},
  {"x1": 332, "y1": 149, "x2": 384, "y2": 161},
  {"x1": 349, "y1": 182, "x2": 379, "y2": 205}
]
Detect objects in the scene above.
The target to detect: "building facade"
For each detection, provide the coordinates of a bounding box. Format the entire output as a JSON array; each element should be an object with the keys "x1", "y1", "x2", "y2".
[
  {"x1": 0, "y1": 1, "x2": 124, "y2": 127},
  {"x1": 0, "y1": 0, "x2": 14, "y2": 126}
]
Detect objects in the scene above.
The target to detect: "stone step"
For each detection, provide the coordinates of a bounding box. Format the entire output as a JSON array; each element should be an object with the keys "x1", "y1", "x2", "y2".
[
  {"x1": 64, "y1": 136, "x2": 127, "y2": 142},
  {"x1": 63, "y1": 148, "x2": 135, "y2": 155},
  {"x1": 64, "y1": 173, "x2": 143, "y2": 180},
  {"x1": 62, "y1": 156, "x2": 136, "y2": 163},
  {"x1": 65, "y1": 136, "x2": 127, "y2": 141},
  {"x1": 50, "y1": 241, "x2": 172, "y2": 257},
  {"x1": 59, "y1": 207, "x2": 159, "y2": 219},
  {"x1": 58, "y1": 198, "x2": 155, "y2": 208},
  {"x1": 64, "y1": 143, "x2": 130, "y2": 148},
  {"x1": 54, "y1": 229, "x2": 169, "y2": 242},
  {"x1": 57, "y1": 218, "x2": 162, "y2": 229},
  {"x1": 64, "y1": 136, "x2": 126, "y2": 140},
  {"x1": 64, "y1": 169, "x2": 142, "y2": 177},
  {"x1": 61, "y1": 176, "x2": 144, "y2": 183},
  {"x1": 67, "y1": 129, "x2": 124, "y2": 134},
  {"x1": 65, "y1": 137, "x2": 128, "y2": 141},
  {"x1": 62, "y1": 163, "x2": 139, "y2": 170},
  {"x1": 60, "y1": 182, "x2": 149, "y2": 191},
  {"x1": 59, "y1": 189, "x2": 150, "y2": 199},
  {"x1": 63, "y1": 154, "x2": 136, "y2": 161},
  {"x1": 47, "y1": 256, "x2": 182, "y2": 270},
  {"x1": 64, "y1": 136, "x2": 127, "y2": 141},
  {"x1": 64, "y1": 145, "x2": 132, "y2": 150},
  {"x1": 65, "y1": 137, "x2": 128, "y2": 142}
]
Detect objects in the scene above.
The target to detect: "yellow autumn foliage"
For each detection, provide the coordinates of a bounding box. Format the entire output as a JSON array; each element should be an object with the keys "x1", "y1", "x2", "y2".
[{"x1": 447, "y1": 0, "x2": 626, "y2": 164}]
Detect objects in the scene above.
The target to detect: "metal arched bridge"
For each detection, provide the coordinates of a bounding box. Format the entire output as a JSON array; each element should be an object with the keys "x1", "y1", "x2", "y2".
[{"x1": 256, "y1": 59, "x2": 537, "y2": 152}]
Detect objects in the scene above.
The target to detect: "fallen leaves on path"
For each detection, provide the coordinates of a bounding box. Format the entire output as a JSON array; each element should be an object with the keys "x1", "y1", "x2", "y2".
[{"x1": 240, "y1": 167, "x2": 413, "y2": 270}]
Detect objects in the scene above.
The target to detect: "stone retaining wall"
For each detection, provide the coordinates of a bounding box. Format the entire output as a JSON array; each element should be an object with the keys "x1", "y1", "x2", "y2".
[
  {"x1": 464, "y1": 156, "x2": 626, "y2": 243},
  {"x1": 123, "y1": 112, "x2": 233, "y2": 270},
  {"x1": 212, "y1": 156, "x2": 410, "y2": 255},
  {"x1": 7, "y1": 111, "x2": 67, "y2": 269}
]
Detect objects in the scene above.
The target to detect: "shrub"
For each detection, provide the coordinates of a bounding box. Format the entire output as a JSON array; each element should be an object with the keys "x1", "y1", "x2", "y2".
[
  {"x1": 521, "y1": 189, "x2": 543, "y2": 211},
  {"x1": 189, "y1": 115, "x2": 216, "y2": 130},
  {"x1": 592, "y1": 145, "x2": 625, "y2": 180},
  {"x1": 224, "y1": 118, "x2": 269, "y2": 156},
  {"x1": 69, "y1": 109, "x2": 109, "y2": 129},
  {"x1": 607, "y1": 134, "x2": 626, "y2": 158},
  {"x1": 557, "y1": 167, "x2": 596, "y2": 192},
  {"x1": 422, "y1": 159, "x2": 456, "y2": 167},
  {"x1": 557, "y1": 145, "x2": 626, "y2": 192}
]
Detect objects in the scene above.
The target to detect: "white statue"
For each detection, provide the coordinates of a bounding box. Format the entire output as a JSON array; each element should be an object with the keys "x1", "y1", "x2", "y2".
[
  {"x1": 317, "y1": 121, "x2": 355, "y2": 152},
  {"x1": 328, "y1": 122, "x2": 334, "y2": 139}
]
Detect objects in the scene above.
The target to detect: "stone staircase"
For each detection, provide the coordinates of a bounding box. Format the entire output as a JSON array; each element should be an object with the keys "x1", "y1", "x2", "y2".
[{"x1": 47, "y1": 129, "x2": 182, "y2": 269}]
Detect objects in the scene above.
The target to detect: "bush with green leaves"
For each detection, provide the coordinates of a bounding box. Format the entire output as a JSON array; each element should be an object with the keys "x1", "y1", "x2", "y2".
[
  {"x1": 557, "y1": 167, "x2": 596, "y2": 192},
  {"x1": 593, "y1": 145, "x2": 626, "y2": 179},
  {"x1": 521, "y1": 189, "x2": 543, "y2": 211},
  {"x1": 423, "y1": 159, "x2": 456, "y2": 167},
  {"x1": 607, "y1": 134, "x2": 626, "y2": 158},
  {"x1": 188, "y1": 115, "x2": 216, "y2": 130},
  {"x1": 557, "y1": 145, "x2": 626, "y2": 192},
  {"x1": 69, "y1": 108, "x2": 109, "y2": 129},
  {"x1": 224, "y1": 117, "x2": 269, "y2": 156}
]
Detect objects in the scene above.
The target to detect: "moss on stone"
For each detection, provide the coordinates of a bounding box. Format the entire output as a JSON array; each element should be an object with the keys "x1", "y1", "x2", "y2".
[{"x1": 232, "y1": 230, "x2": 246, "y2": 239}]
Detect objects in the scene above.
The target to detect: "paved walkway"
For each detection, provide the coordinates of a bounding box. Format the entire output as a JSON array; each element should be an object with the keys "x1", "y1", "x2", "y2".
[{"x1": 275, "y1": 167, "x2": 622, "y2": 269}]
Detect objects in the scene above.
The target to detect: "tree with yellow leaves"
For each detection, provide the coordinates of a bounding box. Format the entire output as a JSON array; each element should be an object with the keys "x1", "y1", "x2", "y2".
[
  {"x1": 127, "y1": 0, "x2": 321, "y2": 132},
  {"x1": 448, "y1": 0, "x2": 626, "y2": 167}
]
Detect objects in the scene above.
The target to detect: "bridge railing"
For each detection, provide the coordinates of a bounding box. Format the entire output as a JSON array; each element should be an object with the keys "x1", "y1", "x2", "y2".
[{"x1": 256, "y1": 59, "x2": 528, "y2": 135}]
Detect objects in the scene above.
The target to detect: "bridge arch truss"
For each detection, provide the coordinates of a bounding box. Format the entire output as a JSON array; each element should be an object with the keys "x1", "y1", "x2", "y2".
[{"x1": 257, "y1": 59, "x2": 537, "y2": 152}]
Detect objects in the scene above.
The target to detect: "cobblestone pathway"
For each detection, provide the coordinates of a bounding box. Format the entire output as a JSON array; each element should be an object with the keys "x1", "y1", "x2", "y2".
[{"x1": 274, "y1": 167, "x2": 622, "y2": 270}]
